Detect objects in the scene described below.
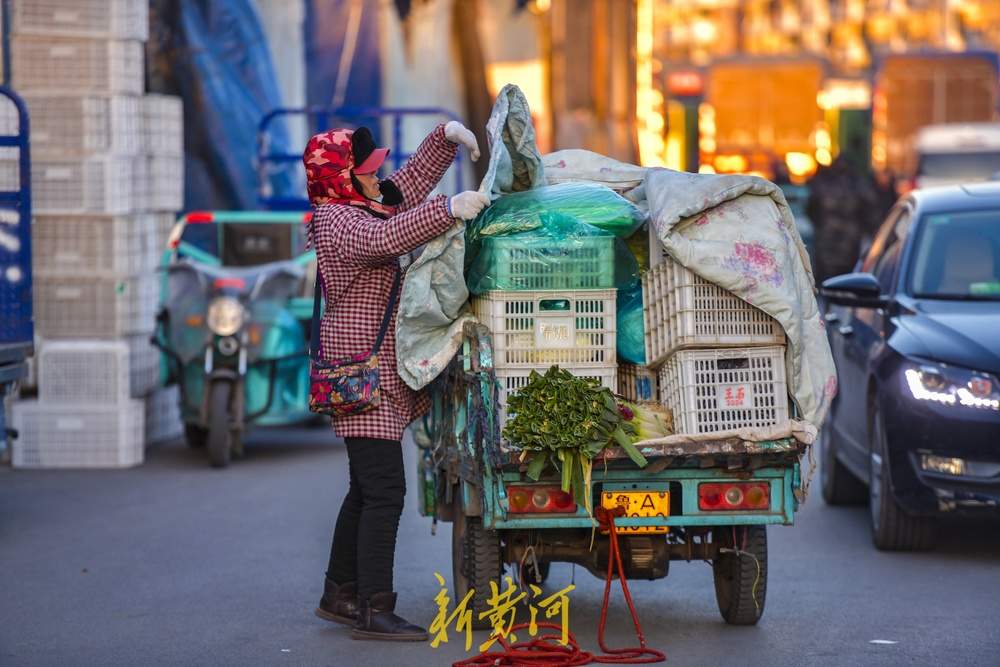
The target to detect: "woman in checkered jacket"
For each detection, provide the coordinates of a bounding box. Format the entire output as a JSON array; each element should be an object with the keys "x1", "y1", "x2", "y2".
[{"x1": 303, "y1": 122, "x2": 488, "y2": 641}]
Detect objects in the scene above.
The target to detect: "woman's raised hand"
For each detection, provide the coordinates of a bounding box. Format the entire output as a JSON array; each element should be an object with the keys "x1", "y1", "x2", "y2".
[
  {"x1": 444, "y1": 121, "x2": 481, "y2": 162},
  {"x1": 449, "y1": 191, "x2": 491, "y2": 221}
]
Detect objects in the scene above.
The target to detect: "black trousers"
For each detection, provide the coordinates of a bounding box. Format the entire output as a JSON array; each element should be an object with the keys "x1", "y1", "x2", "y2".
[{"x1": 326, "y1": 437, "x2": 406, "y2": 599}]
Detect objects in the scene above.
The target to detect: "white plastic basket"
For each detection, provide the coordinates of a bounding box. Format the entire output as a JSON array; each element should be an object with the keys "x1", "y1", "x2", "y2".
[
  {"x1": 11, "y1": 36, "x2": 144, "y2": 95},
  {"x1": 146, "y1": 386, "x2": 184, "y2": 444},
  {"x1": 28, "y1": 156, "x2": 134, "y2": 214},
  {"x1": 473, "y1": 289, "x2": 617, "y2": 369},
  {"x1": 140, "y1": 94, "x2": 184, "y2": 156},
  {"x1": 642, "y1": 258, "x2": 785, "y2": 367},
  {"x1": 37, "y1": 336, "x2": 160, "y2": 401},
  {"x1": 32, "y1": 214, "x2": 154, "y2": 276},
  {"x1": 496, "y1": 365, "x2": 618, "y2": 439},
  {"x1": 10, "y1": 0, "x2": 148, "y2": 41},
  {"x1": 136, "y1": 154, "x2": 184, "y2": 212},
  {"x1": 658, "y1": 346, "x2": 789, "y2": 435},
  {"x1": 618, "y1": 363, "x2": 657, "y2": 402},
  {"x1": 24, "y1": 94, "x2": 140, "y2": 156},
  {"x1": 34, "y1": 274, "x2": 157, "y2": 339},
  {"x1": 11, "y1": 399, "x2": 145, "y2": 468},
  {"x1": 140, "y1": 212, "x2": 177, "y2": 268}
]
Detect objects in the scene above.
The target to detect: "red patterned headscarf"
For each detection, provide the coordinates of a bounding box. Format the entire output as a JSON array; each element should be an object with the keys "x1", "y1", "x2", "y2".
[{"x1": 302, "y1": 128, "x2": 397, "y2": 219}]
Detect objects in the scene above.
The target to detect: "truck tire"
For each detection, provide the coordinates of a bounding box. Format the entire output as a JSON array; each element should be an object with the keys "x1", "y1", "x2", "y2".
[
  {"x1": 206, "y1": 381, "x2": 233, "y2": 469},
  {"x1": 869, "y1": 408, "x2": 935, "y2": 551},
  {"x1": 820, "y1": 420, "x2": 866, "y2": 505},
  {"x1": 452, "y1": 502, "x2": 503, "y2": 631},
  {"x1": 712, "y1": 525, "x2": 767, "y2": 626}
]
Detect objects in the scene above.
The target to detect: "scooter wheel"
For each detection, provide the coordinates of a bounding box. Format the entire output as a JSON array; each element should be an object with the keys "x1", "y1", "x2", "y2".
[{"x1": 207, "y1": 381, "x2": 233, "y2": 468}]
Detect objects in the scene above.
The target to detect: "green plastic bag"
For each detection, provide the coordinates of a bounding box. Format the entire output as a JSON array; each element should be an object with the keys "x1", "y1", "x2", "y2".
[
  {"x1": 466, "y1": 182, "x2": 646, "y2": 244},
  {"x1": 616, "y1": 280, "x2": 646, "y2": 365}
]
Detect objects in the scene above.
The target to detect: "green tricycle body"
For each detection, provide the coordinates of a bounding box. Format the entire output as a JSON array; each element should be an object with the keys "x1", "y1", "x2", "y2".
[{"x1": 418, "y1": 324, "x2": 805, "y2": 628}]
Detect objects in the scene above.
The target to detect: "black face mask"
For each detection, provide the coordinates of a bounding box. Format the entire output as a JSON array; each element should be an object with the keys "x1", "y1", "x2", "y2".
[
  {"x1": 350, "y1": 173, "x2": 404, "y2": 207},
  {"x1": 379, "y1": 178, "x2": 404, "y2": 206}
]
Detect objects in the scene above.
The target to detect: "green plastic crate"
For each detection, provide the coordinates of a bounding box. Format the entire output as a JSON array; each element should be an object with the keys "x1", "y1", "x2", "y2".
[{"x1": 477, "y1": 234, "x2": 616, "y2": 291}]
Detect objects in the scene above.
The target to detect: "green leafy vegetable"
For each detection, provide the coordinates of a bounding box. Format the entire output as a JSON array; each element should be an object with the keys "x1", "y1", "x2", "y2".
[{"x1": 502, "y1": 366, "x2": 652, "y2": 512}]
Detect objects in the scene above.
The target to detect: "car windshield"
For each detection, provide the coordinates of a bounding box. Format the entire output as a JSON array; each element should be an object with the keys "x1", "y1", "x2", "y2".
[
  {"x1": 909, "y1": 209, "x2": 1000, "y2": 300},
  {"x1": 918, "y1": 151, "x2": 1000, "y2": 180}
]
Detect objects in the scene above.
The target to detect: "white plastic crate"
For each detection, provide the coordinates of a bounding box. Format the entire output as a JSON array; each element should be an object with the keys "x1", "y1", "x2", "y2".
[
  {"x1": 139, "y1": 212, "x2": 177, "y2": 268},
  {"x1": 24, "y1": 94, "x2": 140, "y2": 156},
  {"x1": 146, "y1": 386, "x2": 184, "y2": 444},
  {"x1": 32, "y1": 214, "x2": 154, "y2": 276},
  {"x1": 136, "y1": 154, "x2": 184, "y2": 212},
  {"x1": 11, "y1": 36, "x2": 144, "y2": 95},
  {"x1": 658, "y1": 346, "x2": 789, "y2": 435},
  {"x1": 642, "y1": 258, "x2": 785, "y2": 367},
  {"x1": 473, "y1": 289, "x2": 617, "y2": 368},
  {"x1": 140, "y1": 94, "x2": 184, "y2": 156},
  {"x1": 10, "y1": 0, "x2": 148, "y2": 41},
  {"x1": 34, "y1": 274, "x2": 157, "y2": 339},
  {"x1": 618, "y1": 363, "x2": 657, "y2": 402},
  {"x1": 11, "y1": 399, "x2": 144, "y2": 468},
  {"x1": 38, "y1": 336, "x2": 160, "y2": 401},
  {"x1": 496, "y1": 365, "x2": 618, "y2": 439},
  {"x1": 28, "y1": 156, "x2": 134, "y2": 214}
]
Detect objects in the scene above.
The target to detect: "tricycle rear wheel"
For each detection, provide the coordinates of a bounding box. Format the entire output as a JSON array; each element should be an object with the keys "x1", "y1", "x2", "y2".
[
  {"x1": 452, "y1": 501, "x2": 503, "y2": 631},
  {"x1": 712, "y1": 525, "x2": 767, "y2": 625}
]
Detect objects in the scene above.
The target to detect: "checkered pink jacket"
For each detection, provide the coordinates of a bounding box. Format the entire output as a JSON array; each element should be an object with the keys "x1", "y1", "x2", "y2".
[{"x1": 311, "y1": 124, "x2": 458, "y2": 441}]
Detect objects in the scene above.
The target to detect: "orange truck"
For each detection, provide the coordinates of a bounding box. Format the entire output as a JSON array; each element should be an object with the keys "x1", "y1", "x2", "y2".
[
  {"x1": 872, "y1": 52, "x2": 1000, "y2": 178},
  {"x1": 701, "y1": 58, "x2": 826, "y2": 179}
]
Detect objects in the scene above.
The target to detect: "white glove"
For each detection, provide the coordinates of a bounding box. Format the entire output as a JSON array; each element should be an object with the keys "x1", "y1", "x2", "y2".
[
  {"x1": 444, "y1": 120, "x2": 481, "y2": 162},
  {"x1": 449, "y1": 191, "x2": 490, "y2": 220}
]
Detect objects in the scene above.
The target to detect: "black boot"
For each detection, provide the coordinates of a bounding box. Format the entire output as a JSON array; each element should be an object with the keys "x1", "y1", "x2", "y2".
[
  {"x1": 352, "y1": 591, "x2": 428, "y2": 642},
  {"x1": 315, "y1": 578, "x2": 358, "y2": 625}
]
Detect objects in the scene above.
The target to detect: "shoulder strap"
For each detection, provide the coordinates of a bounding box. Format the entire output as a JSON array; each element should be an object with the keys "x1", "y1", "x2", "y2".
[
  {"x1": 309, "y1": 267, "x2": 402, "y2": 362},
  {"x1": 370, "y1": 268, "x2": 402, "y2": 356}
]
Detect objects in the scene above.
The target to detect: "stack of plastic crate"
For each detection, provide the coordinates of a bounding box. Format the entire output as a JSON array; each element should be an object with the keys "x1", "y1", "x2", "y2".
[
  {"x1": 641, "y1": 255, "x2": 789, "y2": 436},
  {"x1": 470, "y1": 233, "x2": 619, "y2": 428},
  {"x1": 5, "y1": 1, "x2": 183, "y2": 465}
]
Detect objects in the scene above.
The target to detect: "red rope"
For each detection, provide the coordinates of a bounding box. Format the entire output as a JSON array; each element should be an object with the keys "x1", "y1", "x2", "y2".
[{"x1": 452, "y1": 506, "x2": 666, "y2": 667}]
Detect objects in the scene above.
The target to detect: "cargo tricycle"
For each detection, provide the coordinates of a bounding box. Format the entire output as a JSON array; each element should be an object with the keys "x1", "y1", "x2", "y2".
[
  {"x1": 153, "y1": 211, "x2": 317, "y2": 467},
  {"x1": 418, "y1": 323, "x2": 805, "y2": 628}
]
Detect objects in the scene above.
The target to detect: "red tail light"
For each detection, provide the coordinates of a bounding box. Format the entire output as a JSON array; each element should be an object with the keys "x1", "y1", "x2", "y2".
[
  {"x1": 698, "y1": 482, "x2": 769, "y2": 511},
  {"x1": 213, "y1": 277, "x2": 246, "y2": 290},
  {"x1": 506, "y1": 485, "x2": 578, "y2": 514},
  {"x1": 186, "y1": 211, "x2": 215, "y2": 223}
]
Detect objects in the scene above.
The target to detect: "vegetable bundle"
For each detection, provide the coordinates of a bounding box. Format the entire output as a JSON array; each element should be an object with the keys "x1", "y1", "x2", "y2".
[{"x1": 503, "y1": 366, "x2": 665, "y2": 511}]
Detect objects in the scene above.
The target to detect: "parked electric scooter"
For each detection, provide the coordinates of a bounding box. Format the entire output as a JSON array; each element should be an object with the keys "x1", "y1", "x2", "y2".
[{"x1": 153, "y1": 212, "x2": 316, "y2": 467}]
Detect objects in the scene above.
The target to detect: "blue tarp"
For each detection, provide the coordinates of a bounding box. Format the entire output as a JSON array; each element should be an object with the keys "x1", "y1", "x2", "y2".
[{"x1": 149, "y1": 0, "x2": 297, "y2": 210}]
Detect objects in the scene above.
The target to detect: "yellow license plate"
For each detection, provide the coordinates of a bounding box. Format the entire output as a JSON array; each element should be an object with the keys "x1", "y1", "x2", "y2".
[{"x1": 600, "y1": 490, "x2": 670, "y2": 534}]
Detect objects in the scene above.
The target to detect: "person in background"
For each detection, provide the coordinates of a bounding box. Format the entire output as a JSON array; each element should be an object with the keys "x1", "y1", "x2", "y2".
[
  {"x1": 807, "y1": 154, "x2": 882, "y2": 284},
  {"x1": 303, "y1": 122, "x2": 488, "y2": 641}
]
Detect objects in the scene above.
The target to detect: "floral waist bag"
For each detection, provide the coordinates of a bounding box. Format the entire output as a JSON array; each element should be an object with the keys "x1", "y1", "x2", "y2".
[{"x1": 308, "y1": 268, "x2": 402, "y2": 417}]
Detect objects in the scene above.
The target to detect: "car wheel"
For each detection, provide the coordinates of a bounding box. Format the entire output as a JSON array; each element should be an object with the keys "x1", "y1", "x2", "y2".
[
  {"x1": 452, "y1": 497, "x2": 503, "y2": 631},
  {"x1": 712, "y1": 525, "x2": 767, "y2": 626},
  {"x1": 820, "y1": 418, "x2": 867, "y2": 505},
  {"x1": 869, "y1": 406, "x2": 935, "y2": 551}
]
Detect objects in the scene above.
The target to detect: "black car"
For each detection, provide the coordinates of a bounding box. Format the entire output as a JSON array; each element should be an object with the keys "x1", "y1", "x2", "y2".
[{"x1": 819, "y1": 183, "x2": 1000, "y2": 551}]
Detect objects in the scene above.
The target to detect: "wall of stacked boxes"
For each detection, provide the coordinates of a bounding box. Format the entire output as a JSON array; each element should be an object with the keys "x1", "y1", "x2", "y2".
[{"x1": 4, "y1": 0, "x2": 185, "y2": 468}]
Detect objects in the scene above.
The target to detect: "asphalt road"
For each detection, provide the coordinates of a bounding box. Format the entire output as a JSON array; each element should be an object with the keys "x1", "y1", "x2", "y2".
[{"x1": 2, "y1": 427, "x2": 998, "y2": 667}]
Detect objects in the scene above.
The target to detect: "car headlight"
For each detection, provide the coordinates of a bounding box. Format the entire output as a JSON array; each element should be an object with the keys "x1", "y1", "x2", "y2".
[
  {"x1": 903, "y1": 363, "x2": 1000, "y2": 411},
  {"x1": 206, "y1": 297, "x2": 244, "y2": 336}
]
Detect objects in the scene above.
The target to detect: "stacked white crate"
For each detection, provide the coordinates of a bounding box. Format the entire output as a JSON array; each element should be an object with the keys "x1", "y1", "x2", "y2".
[
  {"x1": 642, "y1": 256, "x2": 789, "y2": 436},
  {"x1": 7, "y1": 1, "x2": 184, "y2": 466},
  {"x1": 471, "y1": 289, "x2": 618, "y2": 428}
]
